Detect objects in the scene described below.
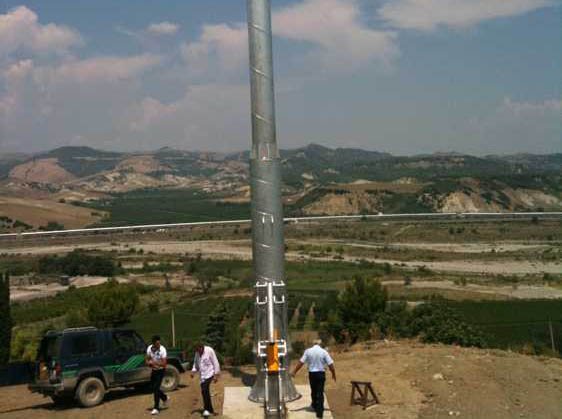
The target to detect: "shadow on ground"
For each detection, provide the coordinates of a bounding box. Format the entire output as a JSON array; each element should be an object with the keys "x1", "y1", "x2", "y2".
[{"x1": 227, "y1": 367, "x2": 256, "y2": 387}]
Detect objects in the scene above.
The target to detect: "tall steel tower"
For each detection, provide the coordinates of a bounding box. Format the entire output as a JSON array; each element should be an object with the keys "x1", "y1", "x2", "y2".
[{"x1": 246, "y1": 0, "x2": 300, "y2": 416}]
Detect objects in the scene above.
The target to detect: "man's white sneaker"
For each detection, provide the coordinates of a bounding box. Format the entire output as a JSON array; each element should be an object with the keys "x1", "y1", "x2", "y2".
[
  {"x1": 202, "y1": 410, "x2": 211, "y2": 417},
  {"x1": 151, "y1": 408, "x2": 160, "y2": 415}
]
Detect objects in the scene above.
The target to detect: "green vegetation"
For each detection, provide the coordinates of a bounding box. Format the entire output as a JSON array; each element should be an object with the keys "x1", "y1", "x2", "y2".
[
  {"x1": 89, "y1": 189, "x2": 250, "y2": 226},
  {"x1": 38, "y1": 250, "x2": 119, "y2": 277},
  {"x1": 318, "y1": 277, "x2": 487, "y2": 347},
  {"x1": 447, "y1": 300, "x2": 562, "y2": 354},
  {"x1": 0, "y1": 257, "x2": 35, "y2": 276},
  {"x1": 408, "y1": 300, "x2": 487, "y2": 347},
  {"x1": 330, "y1": 276, "x2": 388, "y2": 342},
  {"x1": 0, "y1": 273, "x2": 11, "y2": 365},
  {"x1": 127, "y1": 297, "x2": 253, "y2": 364},
  {"x1": 11, "y1": 282, "x2": 152, "y2": 326},
  {"x1": 42, "y1": 146, "x2": 122, "y2": 177},
  {"x1": 204, "y1": 302, "x2": 228, "y2": 353},
  {"x1": 86, "y1": 280, "x2": 140, "y2": 327},
  {"x1": 39, "y1": 221, "x2": 65, "y2": 231}
]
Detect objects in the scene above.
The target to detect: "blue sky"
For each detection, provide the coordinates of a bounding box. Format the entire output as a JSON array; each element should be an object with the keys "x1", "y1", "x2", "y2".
[{"x1": 0, "y1": 0, "x2": 560, "y2": 155}]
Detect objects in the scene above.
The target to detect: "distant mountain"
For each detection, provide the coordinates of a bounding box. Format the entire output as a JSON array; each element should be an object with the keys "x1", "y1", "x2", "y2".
[
  {"x1": 40, "y1": 146, "x2": 123, "y2": 160},
  {"x1": 1, "y1": 144, "x2": 560, "y2": 225},
  {"x1": 489, "y1": 153, "x2": 562, "y2": 172},
  {"x1": 37, "y1": 146, "x2": 124, "y2": 178}
]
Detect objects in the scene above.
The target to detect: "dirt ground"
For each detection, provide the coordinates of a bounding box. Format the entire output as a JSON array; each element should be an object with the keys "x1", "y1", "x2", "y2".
[{"x1": 1, "y1": 341, "x2": 560, "y2": 419}]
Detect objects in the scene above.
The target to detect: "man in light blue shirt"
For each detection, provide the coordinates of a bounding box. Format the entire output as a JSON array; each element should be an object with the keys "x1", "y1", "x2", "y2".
[{"x1": 291, "y1": 340, "x2": 336, "y2": 418}]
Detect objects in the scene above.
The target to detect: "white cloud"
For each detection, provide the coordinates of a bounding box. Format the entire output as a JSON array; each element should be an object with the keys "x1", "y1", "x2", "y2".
[
  {"x1": 181, "y1": 0, "x2": 398, "y2": 78},
  {"x1": 500, "y1": 97, "x2": 562, "y2": 115},
  {"x1": 0, "y1": 54, "x2": 164, "y2": 150},
  {"x1": 273, "y1": 0, "x2": 397, "y2": 71},
  {"x1": 129, "y1": 97, "x2": 179, "y2": 131},
  {"x1": 0, "y1": 6, "x2": 82, "y2": 56},
  {"x1": 379, "y1": 0, "x2": 555, "y2": 31},
  {"x1": 125, "y1": 84, "x2": 250, "y2": 151},
  {"x1": 35, "y1": 54, "x2": 162, "y2": 84},
  {"x1": 465, "y1": 97, "x2": 562, "y2": 153},
  {"x1": 147, "y1": 21, "x2": 180, "y2": 36},
  {"x1": 181, "y1": 23, "x2": 248, "y2": 78}
]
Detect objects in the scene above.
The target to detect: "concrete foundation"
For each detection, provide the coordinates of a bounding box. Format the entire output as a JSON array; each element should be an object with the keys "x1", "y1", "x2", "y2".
[{"x1": 223, "y1": 385, "x2": 333, "y2": 418}]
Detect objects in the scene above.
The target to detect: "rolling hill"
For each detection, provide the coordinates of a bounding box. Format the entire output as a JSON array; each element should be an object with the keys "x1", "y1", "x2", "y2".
[{"x1": 0, "y1": 144, "x2": 560, "y2": 230}]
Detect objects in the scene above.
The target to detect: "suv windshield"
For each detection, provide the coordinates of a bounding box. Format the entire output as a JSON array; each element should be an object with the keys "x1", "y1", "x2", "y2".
[{"x1": 37, "y1": 335, "x2": 61, "y2": 362}]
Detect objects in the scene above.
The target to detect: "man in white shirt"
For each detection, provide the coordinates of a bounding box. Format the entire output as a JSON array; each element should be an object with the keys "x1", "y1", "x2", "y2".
[
  {"x1": 145, "y1": 335, "x2": 169, "y2": 415},
  {"x1": 191, "y1": 342, "x2": 220, "y2": 417},
  {"x1": 291, "y1": 339, "x2": 336, "y2": 419}
]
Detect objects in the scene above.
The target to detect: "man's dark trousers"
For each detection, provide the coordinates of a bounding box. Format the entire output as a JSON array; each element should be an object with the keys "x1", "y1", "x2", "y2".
[
  {"x1": 201, "y1": 377, "x2": 214, "y2": 413},
  {"x1": 151, "y1": 369, "x2": 168, "y2": 410},
  {"x1": 309, "y1": 371, "x2": 326, "y2": 418}
]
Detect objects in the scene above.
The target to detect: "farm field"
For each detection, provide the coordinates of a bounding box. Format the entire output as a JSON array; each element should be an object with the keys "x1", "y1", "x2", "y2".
[
  {"x1": 2, "y1": 217, "x2": 561, "y2": 373},
  {"x1": 88, "y1": 189, "x2": 250, "y2": 226},
  {"x1": 0, "y1": 196, "x2": 105, "y2": 230}
]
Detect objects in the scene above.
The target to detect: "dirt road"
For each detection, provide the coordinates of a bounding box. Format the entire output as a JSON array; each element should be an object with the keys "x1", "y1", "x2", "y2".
[
  {"x1": 382, "y1": 280, "x2": 562, "y2": 300},
  {"x1": 0, "y1": 374, "x2": 224, "y2": 419},
  {"x1": 4, "y1": 239, "x2": 561, "y2": 275},
  {"x1": 1, "y1": 342, "x2": 560, "y2": 419}
]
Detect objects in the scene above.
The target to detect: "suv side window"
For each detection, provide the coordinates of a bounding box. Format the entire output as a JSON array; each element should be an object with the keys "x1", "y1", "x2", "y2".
[
  {"x1": 132, "y1": 332, "x2": 147, "y2": 353},
  {"x1": 68, "y1": 333, "x2": 98, "y2": 357},
  {"x1": 112, "y1": 331, "x2": 144, "y2": 355}
]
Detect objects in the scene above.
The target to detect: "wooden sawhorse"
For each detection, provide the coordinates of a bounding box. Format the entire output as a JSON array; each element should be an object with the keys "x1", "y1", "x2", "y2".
[{"x1": 350, "y1": 381, "x2": 380, "y2": 410}]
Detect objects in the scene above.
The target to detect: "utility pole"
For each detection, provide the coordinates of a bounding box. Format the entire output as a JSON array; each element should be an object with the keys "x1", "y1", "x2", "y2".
[
  {"x1": 171, "y1": 308, "x2": 176, "y2": 348},
  {"x1": 246, "y1": 0, "x2": 300, "y2": 416},
  {"x1": 549, "y1": 319, "x2": 556, "y2": 354}
]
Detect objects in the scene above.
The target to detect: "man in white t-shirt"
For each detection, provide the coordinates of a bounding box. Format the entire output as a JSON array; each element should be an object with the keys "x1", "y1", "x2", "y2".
[
  {"x1": 191, "y1": 342, "x2": 220, "y2": 417},
  {"x1": 146, "y1": 335, "x2": 169, "y2": 415},
  {"x1": 291, "y1": 339, "x2": 336, "y2": 418}
]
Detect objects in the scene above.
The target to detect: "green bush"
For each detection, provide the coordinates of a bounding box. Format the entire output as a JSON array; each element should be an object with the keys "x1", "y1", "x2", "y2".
[
  {"x1": 38, "y1": 250, "x2": 118, "y2": 277},
  {"x1": 10, "y1": 328, "x2": 40, "y2": 362},
  {"x1": 374, "y1": 301, "x2": 411, "y2": 338},
  {"x1": 87, "y1": 280, "x2": 139, "y2": 327},
  {"x1": 204, "y1": 303, "x2": 228, "y2": 353},
  {"x1": 336, "y1": 276, "x2": 387, "y2": 342},
  {"x1": 410, "y1": 300, "x2": 487, "y2": 347}
]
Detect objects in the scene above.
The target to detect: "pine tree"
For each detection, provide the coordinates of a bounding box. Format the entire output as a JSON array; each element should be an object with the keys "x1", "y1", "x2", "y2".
[
  {"x1": 204, "y1": 303, "x2": 228, "y2": 354},
  {"x1": 0, "y1": 272, "x2": 12, "y2": 366}
]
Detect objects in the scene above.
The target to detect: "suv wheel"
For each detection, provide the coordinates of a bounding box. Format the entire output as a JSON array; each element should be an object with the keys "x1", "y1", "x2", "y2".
[
  {"x1": 76, "y1": 377, "x2": 105, "y2": 407},
  {"x1": 161, "y1": 366, "x2": 180, "y2": 392}
]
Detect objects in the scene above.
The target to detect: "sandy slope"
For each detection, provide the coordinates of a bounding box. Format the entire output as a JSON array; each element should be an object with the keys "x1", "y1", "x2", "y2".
[{"x1": 0, "y1": 196, "x2": 105, "y2": 229}]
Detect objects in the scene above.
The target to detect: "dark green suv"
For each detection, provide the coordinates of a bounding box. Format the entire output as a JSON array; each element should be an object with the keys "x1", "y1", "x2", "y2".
[{"x1": 28, "y1": 327, "x2": 189, "y2": 407}]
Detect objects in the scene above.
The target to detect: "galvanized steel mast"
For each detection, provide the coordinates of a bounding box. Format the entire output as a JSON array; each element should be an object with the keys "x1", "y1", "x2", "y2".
[{"x1": 246, "y1": 0, "x2": 300, "y2": 415}]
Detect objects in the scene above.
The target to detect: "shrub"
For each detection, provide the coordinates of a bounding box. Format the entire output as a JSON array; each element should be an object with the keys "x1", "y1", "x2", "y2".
[
  {"x1": 374, "y1": 301, "x2": 411, "y2": 338},
  {"x1": 65, "y1": 309, "x2": 89, "y2": 328},
  {"x1": 337, "y1": 276, "x2": 387, "y2": 342},
  {"x1": 38, "y1": 250, "x2": 117, "y2": 277},
  {"x1": 87, "y1": 281, "x2": 139, "y2": 327},
  {"x1": 409, "y1": 300, "x2": 487, "y2": 347},
  {"x1": 10, "y1": 328, "x2": 40, "y2": 362},
  {"x1": 204, "y1": 303, "x2": 228, "y2": 353}
]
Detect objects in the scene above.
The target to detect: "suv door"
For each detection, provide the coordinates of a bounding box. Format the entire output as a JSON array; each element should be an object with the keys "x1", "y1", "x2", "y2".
[
  {"x1": 110, "y1": 330, "x2": 150, "y2": 385},
  {"x1": 61, "y1": 332, "x2": 101, "y2": 377}
]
